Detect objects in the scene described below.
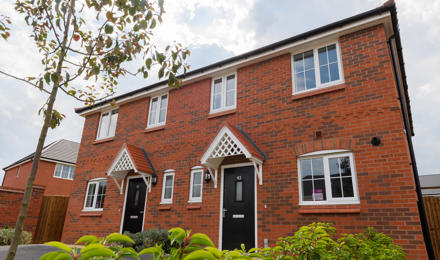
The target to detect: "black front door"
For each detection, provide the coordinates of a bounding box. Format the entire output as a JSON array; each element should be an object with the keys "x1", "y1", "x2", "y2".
[
  {"x1": 122, "y1": 178, "x2": 147, "y2": 233},
  {"x1": 222, "y1": 165, "x2": 255, "y2": 250}
]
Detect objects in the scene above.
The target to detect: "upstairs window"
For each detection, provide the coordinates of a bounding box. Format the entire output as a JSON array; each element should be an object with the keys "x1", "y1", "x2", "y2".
[
  {"x1": 189, "y1": 167, "x2": 203, "y2": 202},
  {"x1": 161, "y1": 170, "x2": 174, "y2": 204},
  {"x1": 211, "y1": 73, "x2": 236, "y2": 113},
  {"x1": 97, "y1": 109, "x2": 118, "y2": 140},
  {"x1": 54, "y1": 164, "x2": 75, "y2": 180},
  {"x1": 83, "y1": 179, "x2": 107, "y2": 211},
  {"x1": 147, "y1": 94, "x2": 168, "y2": 128},
  {"x1": 292, "y1": 43, "x2": 343, "y2": 94},
  {"x1": 297, "y1": 151, "x2": 358, "y2": 205}
]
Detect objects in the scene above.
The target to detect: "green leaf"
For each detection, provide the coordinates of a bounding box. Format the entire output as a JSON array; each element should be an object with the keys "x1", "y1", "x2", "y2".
[
  {"x1": 40, "y1": 251, "x2": 71, "y2": 260},
  {"x1": 145, "y1": 10, "x2": 152, "y2": 20},
  {"x1": 189, "y1": 233, "x2": 215, "y2": 247},
  {"x1": 168, "y1": 227, "x2": 186, "y2": 245},
  {"x1": 145, "y1": 58, "x2": 152, "y2": 69},
  {"x1": 205, "y1": 247, "x2": 221, "y2": 258},
  {"x1": 104, "y1": 24, "x2": 114, "y2": 34},
  {"x1": 45, "y1": 242, "x2": 72, "y2": 253},
  {"x1": 105, "y1": 232, "x2": 135, "y2": 244},
  {"x1": 183, "y1": 250, "x2": 216, "y2": 260},
  {"x1": 50, "y1": 73, "x2": 59, "y2": 83},
  {"x1": 80, "y1": 247, "x2": 115, "y2": 258},
  {"x1": 75, "y1": 235, "x2": 98, "y2": 245},
  {"x1": 138, "y1": 247, "x2": 160, "y2": 256},
  {"x1": 80, "y1": 243, "x2": 105, "y2": 255},
  {"x1": 44, "y1": 72, "x2": 51, "y2": 84},
  {"x1": 150, "y1": 18, "x2": 156, "y2": 29},
  {"x1": 158, "y1": 67, "x2": 164, "y2": 78}
]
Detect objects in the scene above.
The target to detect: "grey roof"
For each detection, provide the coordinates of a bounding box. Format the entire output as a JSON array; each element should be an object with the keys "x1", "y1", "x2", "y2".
[
  {"x1": 3, "y1": 139, "x2": 80, "y2": 170},
  {"x1": 419, "y1": 174, "x2": 440, "y2": 196}
]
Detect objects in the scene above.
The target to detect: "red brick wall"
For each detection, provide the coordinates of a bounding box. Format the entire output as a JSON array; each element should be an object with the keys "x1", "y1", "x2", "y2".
[
  {"x1": 3, "y1": 160, "x2": 73, "y2": 196},
  {"x1": 62, "y1": 24, "x2": 427, "y2": 259},
  {"x1": 0, "y1": 186, "x2": 45, "y2": 237}
]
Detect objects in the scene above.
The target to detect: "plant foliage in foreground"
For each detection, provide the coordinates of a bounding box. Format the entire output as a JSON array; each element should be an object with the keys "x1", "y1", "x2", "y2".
[{"x1": 40, "y1": 223, "x2": 406, "y2": 260}]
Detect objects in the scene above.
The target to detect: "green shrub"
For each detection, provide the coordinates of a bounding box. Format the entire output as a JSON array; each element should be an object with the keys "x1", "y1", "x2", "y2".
[
  {"x1": 0, "y1": 228, "x2": 32, "y2": 246},
  {"x1": 40, "y1": 223, "x2": 406, "y2": 260},
  {"x1": 124, "y1": 228, "x2": 171, "y2": 252}
]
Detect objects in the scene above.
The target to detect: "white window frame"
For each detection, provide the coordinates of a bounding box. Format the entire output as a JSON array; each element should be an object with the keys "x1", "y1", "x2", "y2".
[
  {"x1": 96, "y1": 108, "x2": 119, "y2": 140},
  {"x1": 83, "y1": 178, "x2": 107, "y2": 211},
  {"x1": 146, "y1": 93, "x2": 168, "y2": 129},
  {"x1": 53, "y1": 163, "x2": 75, "y2": 180},
  {"x1": 291, "y1": 41, "x2": 344, "y2": 95},
  {"x1": 210, "y1": 72, "x2": 237, "y2": 114},
  {"x1": 160, "y1": 170, "x2": 175, "y2": 204},
  {"x1": 297, "y1": 150, "x2": 359, "y2": 205},
  {"x1": 188, "y1": 166, "x2": 203, "y2": 203}
]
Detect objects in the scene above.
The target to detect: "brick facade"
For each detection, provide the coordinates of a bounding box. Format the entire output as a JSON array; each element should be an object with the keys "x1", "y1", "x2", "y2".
[
  {"x1": 0, "y1": 186, "x2": 45, "y2": 236},
  {"x1": 2, "y1": 160, "x2": 73, "y2": 196},
  {"x1": 62, "y1": 23, "x2": 428, "y2": 259}
]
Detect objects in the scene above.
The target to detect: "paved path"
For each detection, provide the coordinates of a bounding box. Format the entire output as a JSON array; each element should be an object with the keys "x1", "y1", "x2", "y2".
[{"x1": 0, "y1": 245, "x2": 153, "y2": 259}]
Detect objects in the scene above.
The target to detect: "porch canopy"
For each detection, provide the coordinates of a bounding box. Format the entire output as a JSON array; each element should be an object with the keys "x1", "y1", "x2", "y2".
[
  {"x1": 200, "y1": 122, "x2": 265, "y2": 188},
  {"x1": 107, "y1": 143, "x2": 155, "y2": 194}
]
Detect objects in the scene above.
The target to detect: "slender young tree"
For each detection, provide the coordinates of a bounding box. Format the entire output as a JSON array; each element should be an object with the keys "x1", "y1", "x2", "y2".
[{"x1": 0, "y1": 0, "x2": 189, "y2": 259}]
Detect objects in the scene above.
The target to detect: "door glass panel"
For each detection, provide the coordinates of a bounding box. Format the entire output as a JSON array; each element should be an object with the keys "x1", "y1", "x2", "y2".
[
  {"x1": 235, "y1": 181, "x2": 243, "y2": 201},
  {"x1": 134, "y1": 184, "x2": 140, "y2": 206}
]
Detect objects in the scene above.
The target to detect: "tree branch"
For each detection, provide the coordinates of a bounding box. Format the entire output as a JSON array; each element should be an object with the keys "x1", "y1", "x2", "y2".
[{"x1": 0, "y1": 70, "x2": 51, "y2": 94}]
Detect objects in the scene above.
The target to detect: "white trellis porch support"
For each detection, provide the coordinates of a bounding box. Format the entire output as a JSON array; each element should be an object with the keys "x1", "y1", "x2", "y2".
[
  {"x1": 107, "y1": 146, "x2": 152, "y2": 194},
  {"x1": 201, "y1": 124, "x2": 264, "y2": 187}
]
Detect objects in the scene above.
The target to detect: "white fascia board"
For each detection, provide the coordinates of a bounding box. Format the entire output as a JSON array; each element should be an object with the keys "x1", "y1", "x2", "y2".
[{"x1": 78, "y1": 13, "x2": 391, "y2": 117}]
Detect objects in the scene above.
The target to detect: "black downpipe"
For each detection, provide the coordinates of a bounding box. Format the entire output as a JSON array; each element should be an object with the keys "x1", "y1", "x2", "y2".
[{"x1": 388, "y1": 35, "x2": 435, "y2": 260}]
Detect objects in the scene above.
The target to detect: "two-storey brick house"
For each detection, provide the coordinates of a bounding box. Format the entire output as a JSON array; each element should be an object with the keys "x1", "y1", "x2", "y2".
[{"x1": 62, "y1": 2, "x2": 431, "y2": 258}]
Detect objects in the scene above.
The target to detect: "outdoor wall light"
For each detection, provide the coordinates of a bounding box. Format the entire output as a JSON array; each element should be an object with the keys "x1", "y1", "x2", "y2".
[
  {"x1": 371, "y1": 137, "x2": 381, "y2": 146},
  {"x1": 205, "y1": 169, "x2": 211, "y2": 183},
  {"x1": 151, "y1": 173, "x2": 158, "y2": 186}
]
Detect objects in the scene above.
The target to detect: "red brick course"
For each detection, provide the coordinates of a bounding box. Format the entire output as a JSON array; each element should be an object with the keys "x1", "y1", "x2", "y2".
[
  {"x1": 0, "y1": 186, "x2": 45, "y2": 237},
  {"x1": 62, "y1": 24, "x2": 427, "y2": 259}
]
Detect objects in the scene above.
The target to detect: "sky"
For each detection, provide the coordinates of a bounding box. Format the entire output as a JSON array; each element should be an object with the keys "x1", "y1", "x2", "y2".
[{"x1": 0, "y1": 0, "x2": 439, "y2": 184}]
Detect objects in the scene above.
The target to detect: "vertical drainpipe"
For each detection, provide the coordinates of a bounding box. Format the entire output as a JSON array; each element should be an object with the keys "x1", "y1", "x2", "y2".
[{"x1": 388, "y1": 35, "x2": 435, "y2": 260}]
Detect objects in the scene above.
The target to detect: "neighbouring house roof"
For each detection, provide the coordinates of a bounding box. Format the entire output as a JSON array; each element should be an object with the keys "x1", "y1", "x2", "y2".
[
  {"x1": 73, "y1": 1, "x2": 413, "y2": 134},
  {"x1": 419, "y1": 174, "x2": 440, "y2": 196},
  {"x1": 3, "y1": 139, "x2": 80, "y2": 171}
]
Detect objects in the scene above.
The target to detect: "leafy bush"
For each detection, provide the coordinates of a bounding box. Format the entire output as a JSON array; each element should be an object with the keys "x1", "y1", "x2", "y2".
[
  {"x1": 0, "y1": 228, "x2": 32, "y2": 246},
  {"x1": 40, "y1": 223, "x2": 406, "y2": 260},
  {"x1": 124, "y1": 228, "x2": 171, "y2": 252}
]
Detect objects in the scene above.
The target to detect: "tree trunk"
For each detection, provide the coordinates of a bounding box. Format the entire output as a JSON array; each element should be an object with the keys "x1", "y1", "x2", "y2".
[{"x1": 6, "y1": 1, "x2": 74, "y2": 258}]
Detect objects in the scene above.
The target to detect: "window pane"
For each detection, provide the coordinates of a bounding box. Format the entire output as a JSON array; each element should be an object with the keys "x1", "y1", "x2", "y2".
[
  {"x1": 85, "y1": 195, "x2": 94, "y2": 208},
  {"x1": 331, "y1": 178, "x2": 342, "y2": 198},
  {"x1": 342, "y1": 177, "x2": 354, "y2": 197},
  {"x1": 214, "y1": 79, "x2": 222, "y2": 93},
  {"x1": 295, "y1": 72, "x2": 305, "y2": 92},
  {"x1": 54, "y1": 165, "x2": 62, "y2": 177},
  {"x1": 98, "y1": 181, "x2": 106, "y2": 195},
  {"x1": 226, "y1": 90, "x2": 235, "y2": 107},
  {"x1": 69, "y1": 167, "x2": 75, "y2": 179},
  {"x1": 302, "y1": 180, "x2": 313, "y2": 201},
  {"x1": 293, "y1": 54, "x2": 304, "y2": 72},
  {"x1": 313, "y1": 179, "x2": 326, "y2": 201},
  {"x1": 327, "y1": 44, "x2": 337, "y2": 63},
  {"x1": 149, "y1": 98, "x2": 158, "y2": 125},
  {"x1": 165, "y1": 175, "x2": 173, "y2": 187},
  {"x1": 159, "y1": 95, "x2": 168, "y2": 123},
  {"x1": 213, "y1": 79, "x2": 222, "y2": 110},
  {"x1": 329, "y1": 158, "x2": 340, "y2": 177},
  {"x1": 109, "y1": 109, "x2": 118, "y2": 136},
  {"x1": 192, "y1": 184, "x2": 201, "y2": 198},
  {"x1": 86, "y1": 183, "x2": 96, "y2": 208},
  {"x1": 96, "y1": 195, "x2": 105, "y2": 208},
  {"x1": 61, "y1": 166, "x2": 70, "y2": 178},
  {"x1": 340, "y1": 157, "x2": 351, "y2": 176},
  {"x1": 303, "y1": 51, "x2": 314, "y2": 70},
  {"x1": 98, "y1": 113, "x2": 109, "y2": 138},
  {"x1": 235, "y1": 181, "x2": 243, "y2": 201},
  {"x1": 193, "y1": 172, "x2": 202, "y2": 185},
  {"x1": 312, "y1": 158, "x2": 324, "y2": 179},
  {"x1": 305, "y1": 69, "x2": 316, "y2": 90},
  {"x1": 164, "y1": 187, "x2": 172, "y2": 199},
  {"x1": 329, "y1": 62, "x2": 340, "y2": 81},
  {"x1": 213, "y1": 94, "x2": 221, "y2": 110},
  {"x1": 318, "y1": 47, "x2": 328, "y2": 65},
  {"x1": 226, "y1": 75, "x2": 235, "y2": 91},
  {"x1": 300, "y1": 159, "x2": 312, "y2": 180},
  {"x1": 320, "y1": 65, "x2": 329, "y2": 84}
]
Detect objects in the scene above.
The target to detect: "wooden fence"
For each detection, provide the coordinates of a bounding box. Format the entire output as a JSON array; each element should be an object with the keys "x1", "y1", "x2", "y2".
[
  {"x1": 33, "y1": 196, "x2": 69, "y2": 243},
  {"x1": 424, "y1": 196, "x2": 440, "y2": 260}
]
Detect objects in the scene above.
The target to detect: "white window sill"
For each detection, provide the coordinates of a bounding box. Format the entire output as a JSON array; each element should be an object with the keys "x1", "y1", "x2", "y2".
[
  {"x1": 160, "y1": 201, "x2": 172, "y2": 205},
  {"x1": 209, "y1": 106, "x2": 236, "y2": 115},
  {"x1": 53, "y1": 176, "x2": 73, "y2": 181},
  {"x1": 81, "y1": 208, "x2": 103, "y2": 212},
  {"x1": 188, "y1": 199, "x2": 202, "y2": 203},
  {"x1": 299, "y1": 200, "x2": 360, "y2": 206},
  {"x1": 146, "y1": 123, "x2": 166, "y2": 129}
]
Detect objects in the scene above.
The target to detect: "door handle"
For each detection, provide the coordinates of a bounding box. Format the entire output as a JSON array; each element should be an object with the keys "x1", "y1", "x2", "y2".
[{"x1": 222, "y1": 208, "x2": 228, "y2": 218}]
